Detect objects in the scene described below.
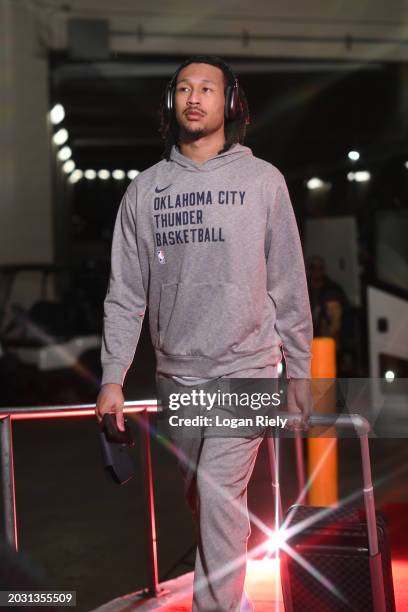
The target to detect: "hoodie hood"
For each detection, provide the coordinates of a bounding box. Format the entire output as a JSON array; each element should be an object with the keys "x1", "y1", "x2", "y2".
[{"x1": 169, "y1": 142, "x2": 253, "y2": 172}]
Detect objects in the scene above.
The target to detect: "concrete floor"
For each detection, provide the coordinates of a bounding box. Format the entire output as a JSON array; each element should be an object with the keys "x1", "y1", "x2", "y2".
[
  {"x1": 2, "y1": 413, "x2": 408, "y2": 612},
  {"x1": 89, "y1": 559, "x2": 408, "y2": 612}
]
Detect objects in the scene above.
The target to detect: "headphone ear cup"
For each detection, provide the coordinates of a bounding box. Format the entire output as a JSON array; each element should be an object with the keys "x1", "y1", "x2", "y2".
[
  {"x1": 225, "y1": 83, "x2": 239, "y2": 120},
  {"x1": 224, "y1": 84, "x2": 232, "y2": 120},
  {"x1": 230, "y1": 85, "x2": 239, "y2": 119},
  {"x1": 165, "y1": 84, "x2": 173, "y2": 117}
]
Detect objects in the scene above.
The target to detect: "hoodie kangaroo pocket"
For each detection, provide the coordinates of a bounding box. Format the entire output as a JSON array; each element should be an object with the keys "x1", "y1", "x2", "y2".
[{"x1": 158, "y1": 282, "x2": 259, "y2": 359}]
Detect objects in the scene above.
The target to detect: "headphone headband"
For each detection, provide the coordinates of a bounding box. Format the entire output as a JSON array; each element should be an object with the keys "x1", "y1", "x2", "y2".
[{"x1": 168, "y1": 57, "x2": 237, "y2": 90}]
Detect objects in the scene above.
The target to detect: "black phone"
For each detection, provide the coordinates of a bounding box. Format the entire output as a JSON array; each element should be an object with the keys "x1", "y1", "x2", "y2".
[
  {"x1": 101, "y1": 413, "x2": 135, "y2": 447},
  {"x1": 99, "y1": 414, "x2": 137, "y2": 485}
]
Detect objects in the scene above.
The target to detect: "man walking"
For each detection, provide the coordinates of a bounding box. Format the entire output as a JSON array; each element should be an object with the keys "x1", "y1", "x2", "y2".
[{"x1": 96, "y1": 55, "x2": 312, "y2": 611}]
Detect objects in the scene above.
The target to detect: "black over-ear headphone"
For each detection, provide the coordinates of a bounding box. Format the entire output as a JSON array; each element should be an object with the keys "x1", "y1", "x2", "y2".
[{"x1": 164, "y1": 57, "x2": 242, "y2": 122}]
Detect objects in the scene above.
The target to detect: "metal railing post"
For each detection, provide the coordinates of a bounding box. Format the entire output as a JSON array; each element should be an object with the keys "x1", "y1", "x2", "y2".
[
  {"x1": 0, "y1": 401, "x2": 160, "y2": 598},
  {"x1": 295, "y1": 431, "x2": 306, "y2": 504},
  {"x1": 0, "y1": 415, "x2": 18, "y2": 551},
  {"x1": 138, "y1": 409, "x2": 160, "y2": 596}
]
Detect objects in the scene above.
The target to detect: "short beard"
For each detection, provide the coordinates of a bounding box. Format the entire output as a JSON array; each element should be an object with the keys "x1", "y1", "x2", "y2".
[{"x1": 179, "y1": 125, "x2": 206, "y2": 142}]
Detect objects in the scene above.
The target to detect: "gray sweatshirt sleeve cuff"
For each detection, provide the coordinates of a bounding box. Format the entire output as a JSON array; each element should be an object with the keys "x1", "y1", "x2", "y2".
[
  {"x1": 101, "y1": 362, "x2": 127, "y2": 386},
  {"x1": 285, "y1": 357, "x2": 311, "y2": 379}
]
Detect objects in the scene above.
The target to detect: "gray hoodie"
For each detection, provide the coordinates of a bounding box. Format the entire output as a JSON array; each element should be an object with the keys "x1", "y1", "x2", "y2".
[{"x1": 101, "y1": 143, "x2": 312, "y2": 385}]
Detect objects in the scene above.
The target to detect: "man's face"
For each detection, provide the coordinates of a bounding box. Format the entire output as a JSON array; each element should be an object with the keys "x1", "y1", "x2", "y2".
[{"x1": 174, "y1": 62, "x2": 226, "y2": 141}]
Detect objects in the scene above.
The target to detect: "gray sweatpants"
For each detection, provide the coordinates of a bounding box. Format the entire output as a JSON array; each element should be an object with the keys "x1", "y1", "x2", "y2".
[{"x1": 156, "y1": 367, "x2": 277, "y2": 612}]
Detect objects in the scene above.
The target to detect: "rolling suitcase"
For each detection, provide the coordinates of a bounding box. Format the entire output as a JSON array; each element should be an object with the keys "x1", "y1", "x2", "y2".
[{"x1": 268, "y1": 414, "x2": 396, "y2": 612}]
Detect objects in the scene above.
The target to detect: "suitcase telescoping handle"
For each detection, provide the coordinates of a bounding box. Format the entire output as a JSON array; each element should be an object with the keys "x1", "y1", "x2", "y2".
[{"x1": 269, "y1": 412, "x2": 387, "y2": 612}]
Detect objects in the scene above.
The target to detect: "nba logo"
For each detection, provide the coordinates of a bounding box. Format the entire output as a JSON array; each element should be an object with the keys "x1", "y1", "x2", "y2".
[{"x1": 157, "y1": 249, "x2": 166, "y2": 264}]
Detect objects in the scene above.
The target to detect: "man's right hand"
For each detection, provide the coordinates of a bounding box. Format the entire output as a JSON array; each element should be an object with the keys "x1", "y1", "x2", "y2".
[
  {"x1": 286, "y1": 378, "x2": 313, "y2": 431},
  {"x1": 95, "y1": 383, "x2": 125, "y2": 432}
]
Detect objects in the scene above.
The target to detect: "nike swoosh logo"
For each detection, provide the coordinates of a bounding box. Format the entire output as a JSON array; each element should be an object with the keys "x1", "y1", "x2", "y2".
[{"x1": 155, "y1": 183, "x2": 172, "y2": 193}]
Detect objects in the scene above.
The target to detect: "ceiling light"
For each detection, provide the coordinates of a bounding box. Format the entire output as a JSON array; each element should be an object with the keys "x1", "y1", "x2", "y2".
[
  {"x1": 354, "y1": 170, "x2": 371, "y2": 182},
  {"x1": 127, "y1": 170, "x2": 139, "y2": 180},
  {"x1": 112, "y1": 169, "x2": 125, "y2": 180},
  {"x1": 84, "y1": 169, "x2": 97, "y2": 180},
  {"x1": 307, "y1": 177, "x2": 324, "y2": 190},
  {"x1": 68, "y1": 170, "x2": 83, "y2": 184},
  {"x1": 62, "y1": 160, "x2": 75, "y2": 174},
  {"x1": 98, "y1": 169, "x2": 110, "y2": 180},
  {"x1": 348, "y1": 150, "x2": 360, "y2": 161},
  {"x1": 57, "y1": 146, "x2": 72, "y2": 161},
  {"x1": 348, "y1": 170, "x2": 371, "y2": 182},
  {"x1": 50, "y1": 104, "x2": 65, "y2": 125},
  {"x1": 385, "y1": 370, "x2": 395, "y2": 383},
  {"x1": 53, "y1": 128, "x2": 69, "y2": 146}
]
